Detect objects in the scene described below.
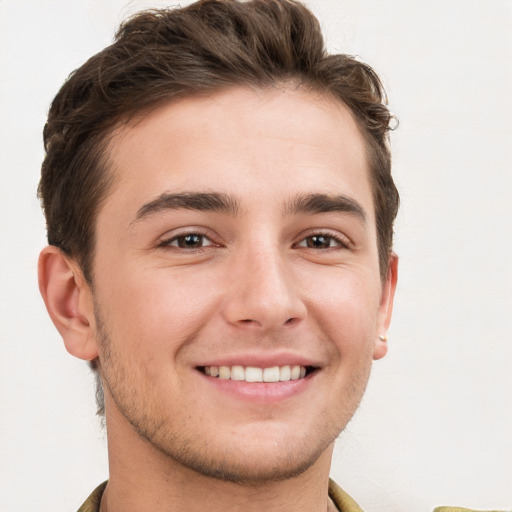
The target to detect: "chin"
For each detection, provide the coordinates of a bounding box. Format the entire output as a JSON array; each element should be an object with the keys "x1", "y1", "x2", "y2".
[{"x1": 149, "y1": 430, "x2": 335, "y2": 485}]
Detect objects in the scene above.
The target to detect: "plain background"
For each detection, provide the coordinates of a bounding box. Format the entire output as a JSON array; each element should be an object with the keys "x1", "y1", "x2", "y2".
[{"x1": 1, "y1": 1, "x2": 511, "y2": 511}]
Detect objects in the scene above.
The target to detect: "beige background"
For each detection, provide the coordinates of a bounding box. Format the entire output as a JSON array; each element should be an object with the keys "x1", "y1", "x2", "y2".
[{"x1": 1, "y1": 1, "x2": 511, "y2": 511}]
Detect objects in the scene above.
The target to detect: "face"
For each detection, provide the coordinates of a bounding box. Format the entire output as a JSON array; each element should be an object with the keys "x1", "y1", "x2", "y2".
[{"x1": 89, "y1": 86, "x2": 396, "y2": 483}]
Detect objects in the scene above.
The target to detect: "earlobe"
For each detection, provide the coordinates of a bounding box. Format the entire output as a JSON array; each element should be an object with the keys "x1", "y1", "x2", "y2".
[
  {"x1": 38, "y1": 246, "x2": 98, "y2": 361},
  {"x1": 373, "y1": 333, "x2": 388, "y2": 360},
  {"x1": 373, "y1": 253, "x2": 398, "y2": 361}
]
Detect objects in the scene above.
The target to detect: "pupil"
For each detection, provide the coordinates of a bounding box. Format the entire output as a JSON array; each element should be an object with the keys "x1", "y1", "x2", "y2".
[
  {"x1": 308, "y1": 235, "x2": 329, "y2": 248},
  {"x1": 180, "y1": 234, "x2": 201, "y2": 248}
]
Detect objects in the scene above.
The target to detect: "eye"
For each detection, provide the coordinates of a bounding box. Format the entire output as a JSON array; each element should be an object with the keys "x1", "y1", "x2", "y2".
[
  {"x1": 297, "y1": 234, "x2": 348, "y2": 250},
  {"x1": 162, "y1": 233, "x2": 214, "y2": 250}
]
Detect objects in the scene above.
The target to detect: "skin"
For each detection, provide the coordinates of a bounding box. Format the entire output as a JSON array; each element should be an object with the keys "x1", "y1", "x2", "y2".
[{"x1": 39, "y1": 86, "x2": 397, "y2": 512}]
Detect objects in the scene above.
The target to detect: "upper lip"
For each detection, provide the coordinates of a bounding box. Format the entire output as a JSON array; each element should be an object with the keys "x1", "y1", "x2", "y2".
[{"x1": 195, "y1": 352, "x2": 321, "y2": 369}]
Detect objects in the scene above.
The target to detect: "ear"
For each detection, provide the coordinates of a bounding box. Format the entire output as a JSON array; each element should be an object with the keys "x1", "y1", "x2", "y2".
[
  {"x1": 38, "y1": 246, "x2": 98, "y2": 361},
  {"x1": 373, "y1": 253, "x2": 398, "y2": 360}
]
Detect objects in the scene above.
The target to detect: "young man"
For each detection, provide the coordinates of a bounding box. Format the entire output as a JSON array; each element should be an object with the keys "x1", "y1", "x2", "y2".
[{"x1": 38, "y1": 1, "x2": 400, "y2": 510}]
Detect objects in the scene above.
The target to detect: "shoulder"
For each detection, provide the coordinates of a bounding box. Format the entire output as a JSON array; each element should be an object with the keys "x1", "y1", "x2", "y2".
[
  {"x1": 76, "y1": 481, "x2": 107, "y2": 512},
  {"x1": 328, "y1": 480, "x2": 509, "y2": 512},
  {"x1": 328, "y1": 479, "x2": 364, "y2": 512},
  {"x1": 434, "y1": 508, "x2": 511, "y2": 512},
  {"x1": 77, "y1": 479, "x2": 509, "y2": 512}
]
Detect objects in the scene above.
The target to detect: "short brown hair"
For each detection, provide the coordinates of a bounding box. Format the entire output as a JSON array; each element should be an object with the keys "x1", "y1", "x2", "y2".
[{"x1": 39, "y1": 0, "x2": 399, "y2": 284}]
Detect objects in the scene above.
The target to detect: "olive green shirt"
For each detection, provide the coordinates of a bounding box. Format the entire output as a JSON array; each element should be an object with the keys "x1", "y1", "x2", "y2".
[{"x1": 76, "y1": 479, "x2": 508, "y2": 512}]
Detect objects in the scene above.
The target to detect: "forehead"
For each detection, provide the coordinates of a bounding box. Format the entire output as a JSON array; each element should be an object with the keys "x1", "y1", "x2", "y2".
[{"x1": 102, "y1": 86, "x2": 374, "y2": 223}]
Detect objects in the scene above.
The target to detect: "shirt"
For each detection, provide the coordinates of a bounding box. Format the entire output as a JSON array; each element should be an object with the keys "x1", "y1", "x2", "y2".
[
  {"x1": 77, "y1": 479, "x2": 360, "y2": 512},
  {"x1": 76, "y1": 479, "x2": 508, "y2": 512}
]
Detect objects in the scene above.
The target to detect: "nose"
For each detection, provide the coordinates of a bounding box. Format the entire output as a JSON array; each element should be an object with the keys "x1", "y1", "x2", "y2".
[{"x1": 222, "y1": 245, "x2": 307, "y2": 331}]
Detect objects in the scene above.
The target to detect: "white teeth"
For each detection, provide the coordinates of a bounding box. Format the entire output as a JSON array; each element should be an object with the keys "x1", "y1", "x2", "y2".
[
  {"x1": 231, "y1": 365, "x2": 245, "y2": 381},
  {"x1": 290, "y1": 365, "x2": 301, "y2": 380},
  {"x1": 279, "y1": 365, "x2": 291, "y2": 381},
  {"x1": 219, "y1": 366, "x2": 230, "y2": 379},
  {"x1": 203, "y1": 364, "x2": 309, "y2": 382},
  {"x1": 245, "y1": 367, "x2": 263, "y2": 382},
  {"x1": 263, "y1": 366, "x2": 280, "y2": 382}
]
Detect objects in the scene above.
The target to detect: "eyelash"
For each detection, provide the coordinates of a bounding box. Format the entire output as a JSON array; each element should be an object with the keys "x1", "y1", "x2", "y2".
[{"x1": 158, "y1": 231, "x2": 350, "y2": 253}]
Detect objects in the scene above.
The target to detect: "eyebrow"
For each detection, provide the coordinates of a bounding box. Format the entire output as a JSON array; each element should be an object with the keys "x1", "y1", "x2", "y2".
[
  {"x1": 133, "y1": 192, "x2": 240, "y2": 224},
  {"x1": 132, "y1": 191, "x2": 366, "y2": 225},
  {"x1": 284, "y1": 193, "x2": 367, "y2": 222}
]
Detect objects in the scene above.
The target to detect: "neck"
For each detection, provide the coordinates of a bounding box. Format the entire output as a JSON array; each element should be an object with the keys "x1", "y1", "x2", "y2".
[
  {"x1": 101, "y1": 411, "x2": 336, "y2": 512},
  {"x1": 102, "y1": 463, "x2": 335, "y2": 512}
]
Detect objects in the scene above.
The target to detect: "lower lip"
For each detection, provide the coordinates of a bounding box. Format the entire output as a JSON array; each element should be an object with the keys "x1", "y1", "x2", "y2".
[{"x1": 197, "y1": 370, "x2": 315, "y2": 403}]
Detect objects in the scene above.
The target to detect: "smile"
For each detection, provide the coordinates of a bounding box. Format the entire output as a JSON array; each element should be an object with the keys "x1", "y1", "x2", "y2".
[{"x1": 200, "y1": 365, "x2": 314, "y2": 382}]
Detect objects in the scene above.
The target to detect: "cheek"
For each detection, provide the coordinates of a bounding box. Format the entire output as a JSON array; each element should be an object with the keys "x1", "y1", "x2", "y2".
[
  {"x1": 95, "y1": 263, "x2": 222, "y2": 358},
  {"x1": 305, "y1": 268, "x2": 381, "y2": 355}
]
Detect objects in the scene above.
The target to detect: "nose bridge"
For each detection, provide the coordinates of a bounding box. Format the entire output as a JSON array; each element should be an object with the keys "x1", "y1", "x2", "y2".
[{"x1": 224, "y1": 238, "x2": 306, "y2": 330}]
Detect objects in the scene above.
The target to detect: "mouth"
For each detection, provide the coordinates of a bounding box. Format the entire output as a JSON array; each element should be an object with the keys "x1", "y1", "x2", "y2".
[{"x1": 198, "y1": 365, "x2": 318, "y2": 383}]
